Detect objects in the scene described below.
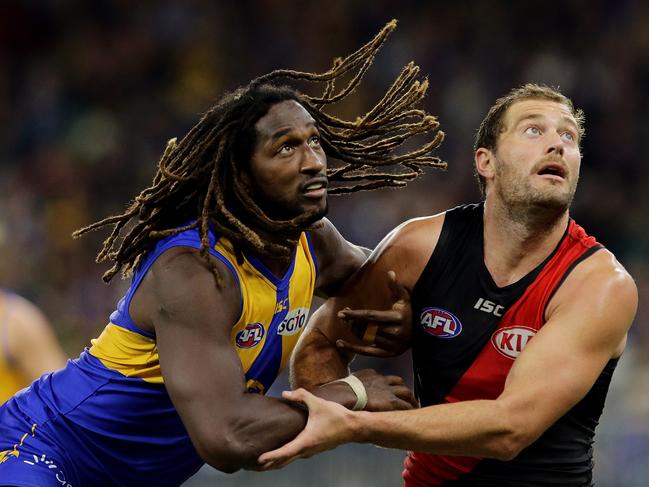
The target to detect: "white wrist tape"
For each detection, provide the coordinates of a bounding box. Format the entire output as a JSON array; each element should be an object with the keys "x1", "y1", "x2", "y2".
[{"x1": 335, "y1": 374, "x2": 368, "y2": 411}]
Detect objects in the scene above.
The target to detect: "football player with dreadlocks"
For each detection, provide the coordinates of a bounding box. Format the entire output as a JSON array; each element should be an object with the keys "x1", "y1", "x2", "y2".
[{"x1": 0, "y1": 21, "x2": 444, "y2": 486}]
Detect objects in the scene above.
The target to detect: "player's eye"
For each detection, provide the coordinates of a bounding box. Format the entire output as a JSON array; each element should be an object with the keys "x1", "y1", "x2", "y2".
[
  {"x1": 524, "y1": 126, "x2": 541, "y2": 136},
  {"x1": 308, "y1": 135, "x2": 321, "y2": 147},
  {"x1": 561, "y1": 131, "x2": 575, "y2": 142}
]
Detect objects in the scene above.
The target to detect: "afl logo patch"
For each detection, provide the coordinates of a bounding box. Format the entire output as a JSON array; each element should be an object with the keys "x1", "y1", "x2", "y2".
[
  {"x1": 420, "y1": 307, "x2": 462, "y2": 338},
  {"x1": 236, "y1": 323, "x2": 265, "y2": 349},
  {"x1": 491, "y1": 326, "x2": 536, "y2": 359}
]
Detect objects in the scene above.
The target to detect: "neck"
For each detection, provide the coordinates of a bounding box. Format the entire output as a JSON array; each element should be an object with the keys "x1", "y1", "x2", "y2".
[
  {"x1": 482, "y1": 196, "x2": 569, "y2": 287},
  {"x1": 246, "y1": 226, "x2": 302, "y2": 278},
  {"x1": 257, "y1": 253, "x2": 294, "y2": 279}
]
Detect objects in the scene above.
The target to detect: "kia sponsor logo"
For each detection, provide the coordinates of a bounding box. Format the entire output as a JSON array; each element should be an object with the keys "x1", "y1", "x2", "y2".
[
  {"x1": 420, "y1": 307, "x2": 462, "y2": 338},
  {"x1": 235, "y1": 322, "x2": 265, "y2": 348},
  {"x1": 491, "y1": 326, "x2": 536, "y2": 359},
  {"x1": 277, "y1": 307, "x2": 309, "y2": 336}
]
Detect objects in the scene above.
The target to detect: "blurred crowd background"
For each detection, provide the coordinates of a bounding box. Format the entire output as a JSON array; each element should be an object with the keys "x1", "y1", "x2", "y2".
[{"x1": 1, "y1": 0, "x2": 647, "y2": 485}]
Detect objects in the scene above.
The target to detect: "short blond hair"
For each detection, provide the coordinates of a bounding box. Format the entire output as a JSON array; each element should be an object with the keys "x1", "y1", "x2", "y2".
[{"x1": 473, "y1": 84, "x2": 585, "y2": 195}]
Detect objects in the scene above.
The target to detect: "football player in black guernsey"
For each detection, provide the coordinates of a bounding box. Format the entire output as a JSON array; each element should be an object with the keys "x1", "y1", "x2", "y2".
[{"x1": 258, "y1": 84, "x2": 638, "y2": 487}]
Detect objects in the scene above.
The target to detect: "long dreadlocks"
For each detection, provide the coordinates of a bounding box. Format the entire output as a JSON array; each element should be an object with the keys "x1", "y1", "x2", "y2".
[{"x1": 74, "y1": 20, "x2": 446, "y2": 283}]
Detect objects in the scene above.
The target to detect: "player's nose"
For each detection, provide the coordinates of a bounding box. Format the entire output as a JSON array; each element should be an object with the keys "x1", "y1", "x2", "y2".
[{"x1": 301, "y1": 145, "x2": 326, "y2": 174}]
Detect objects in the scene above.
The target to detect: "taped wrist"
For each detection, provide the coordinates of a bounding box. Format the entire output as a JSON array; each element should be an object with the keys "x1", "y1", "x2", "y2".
[{"x1": 334, "y1": 374, "x2": 368, "y2": 411}]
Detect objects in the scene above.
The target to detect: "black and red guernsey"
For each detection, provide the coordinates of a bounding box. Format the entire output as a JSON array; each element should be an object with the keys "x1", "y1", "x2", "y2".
[{"x1": 405, "y1": 203, "x2": 617, "y2": 486}]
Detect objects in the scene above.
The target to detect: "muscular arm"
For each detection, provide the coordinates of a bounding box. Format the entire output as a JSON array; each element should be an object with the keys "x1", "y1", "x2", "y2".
[
  {"x1": 308, "y1": 218, "x2": 370, "y2": 299},
  {"x1": 140, "y1": 248, "x2": 307, "y2": 473},
  {"x1": 292, "y1": 216, "x2": 441, "y2": 392},
  {"x1": 261, "y1": 250, "x2": 638, "y2": 464},
  {"x1": 10, "y1": 296, "x2": 67, "y2": 379},
  {"x1": 289, "y1": 218, "x2": 374, "y2": 404},
  {"x1": 351, "y1": 251, "x2": 636, "y2": 458}
]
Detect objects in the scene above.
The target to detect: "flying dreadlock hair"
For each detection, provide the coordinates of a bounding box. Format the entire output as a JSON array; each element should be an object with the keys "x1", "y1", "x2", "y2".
[{"x1": 74, "y1": 20, "x2": 446, "y2": 284}]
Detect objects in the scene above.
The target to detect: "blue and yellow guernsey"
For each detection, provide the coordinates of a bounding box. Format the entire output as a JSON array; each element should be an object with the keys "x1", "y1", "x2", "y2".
[{"x1": 2, "y1": 226, "x2": 318, "y2": 486}]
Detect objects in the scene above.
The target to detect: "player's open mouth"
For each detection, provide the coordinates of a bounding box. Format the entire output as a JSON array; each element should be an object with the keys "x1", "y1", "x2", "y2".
[
  {"x1": 302, "y1": 179, "x2": 328, "y2": 198},
  {"x1": 537, "y1": 163, "x2": 566, "y2": 181}
]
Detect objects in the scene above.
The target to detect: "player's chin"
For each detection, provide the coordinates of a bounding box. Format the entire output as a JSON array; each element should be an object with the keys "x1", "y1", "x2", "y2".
[
  {"x1": 300, "y1": 201, "x2": 328, "y2": 224},
  {"x1": 532, "y1": 192, "x2": 573, "y2": 212}
]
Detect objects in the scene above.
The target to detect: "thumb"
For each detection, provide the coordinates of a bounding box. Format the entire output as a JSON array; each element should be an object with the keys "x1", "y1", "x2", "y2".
[{"x1": 282, "y1": 388, "x2": 317, "y2": 408}]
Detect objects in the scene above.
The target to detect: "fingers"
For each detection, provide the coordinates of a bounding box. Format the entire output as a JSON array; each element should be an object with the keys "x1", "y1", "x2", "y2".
[
  {"x1": 336, "y1": 333, "x2": 408, "y2": 355},
  {"x1": 382, "y1": 374, "x2": 406, "y2": 385},
  {"x1": 257, "y1": 396, "x2": 317, "y2": 467},
  {"x1": 392, "y1": 397, "x2": 418, "y2": 411},
  {"x1": 262, "y1": 456, "x2": 299, "y2": 470},
  {"x1": 373, "y1": 326, "x2": 407, "y2": 343},
  {"x1": 387, "y1": 270, "x2": 411, "y2": 304},
  {"x1": 258, "y1": 446, "x2": 302, "y2": 469},
  {"x1": 336, "y1": 339, "x2": 397, "y2": 358},
  {"x1": 281, "y1": 388, "x2": 315, "y2": 408},
  {"x1": 393, "y1": 385, "x2": 418, "y2": 408},
  {"x1": 338, "y1": 308, "x2": 404, "y2": 323}
]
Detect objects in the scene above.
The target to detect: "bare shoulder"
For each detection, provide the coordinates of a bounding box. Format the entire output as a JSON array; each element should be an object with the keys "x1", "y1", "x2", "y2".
[
  {"x1": 308, "y1": 217, "x2": 338, "y2": 245},
  {"x1": 131, "y1": 246, "x2": 241, "y2": 333},
  {"x1": 4, "y1": 294, "x2": 53, "y2": 357},
  {"x1": 546, "y1": 248, "x2": 638, "y2": 356},
  {"x1": 549, "y1": 248, "x2": 637, "y2": 312},
  {"x1": 379, "y1": 211, "x2": 445, "y2": 252},
  {"x1": 3, "y1": 293, "x2": 67, "y2": 373},
  {"x1": 5, "y1": 294, "x2": 50, "y2": 333},
  {"x1": 148, "y1": 246, "x2": 237, "y2": 287},
  {"x1": 308, "y1": 218, "x2": 368, "y2": 297},
  {"x1": 578, "y1": 248, "x2": 636, "y2": 288},
  {"x1": 364, "y1": 211, "x2": 447, "y2": 288},
  {"x1": 309, "y1": 217, "x2": 363, "y2": 258}
]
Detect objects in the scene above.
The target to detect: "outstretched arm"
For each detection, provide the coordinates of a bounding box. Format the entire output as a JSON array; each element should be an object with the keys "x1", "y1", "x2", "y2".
[
  {"x1": 260, "y1": 250, "x2": 638, "y2": 467},
  {"x1": 291, "y1": 216, "x2": 441, "y2": 404}
]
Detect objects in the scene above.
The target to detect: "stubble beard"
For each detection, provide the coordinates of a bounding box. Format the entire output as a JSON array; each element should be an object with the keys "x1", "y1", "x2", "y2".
[
  {"x1": 254, "y1": 189, "x2": 329, "y2": 228},
  {"x1": 298, "y1": 202, "x2": 329, "y2": 227},
  {"x1": 494, "y1": 159, "x2": 578, "y2": 228}
]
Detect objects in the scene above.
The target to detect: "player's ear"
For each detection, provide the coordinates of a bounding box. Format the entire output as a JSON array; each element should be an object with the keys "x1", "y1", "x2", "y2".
[
  {"x1": 475, "y1": 148, "x2": 496, "y2": 181},
  {"x1": 238, "y1": 166, "x2": 253, "y2": 191}
]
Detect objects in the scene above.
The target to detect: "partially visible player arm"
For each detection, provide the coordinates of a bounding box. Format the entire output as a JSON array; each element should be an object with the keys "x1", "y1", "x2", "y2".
[
  {"x1": 308, "y1": 218, "x2": 371, "y2": 300},
  {"x1": 142, "y1": 247, "x2": 308, "y2": 473},
  {"x1": 10, "y1": 295, "x2": 67, "y2": 379},
  {"x1": 260, "y1": 250, "x2": 638, "y2": 466},
  {"x1": 291, "y1": 216, "x2": 441, "y2": 406}
]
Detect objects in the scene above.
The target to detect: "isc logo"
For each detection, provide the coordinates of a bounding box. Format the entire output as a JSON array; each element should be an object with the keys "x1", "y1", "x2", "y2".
[
  {"x1": 277, "y1": 307, "x2": 309, "y2": 336},
  {"x1": 235, "y1": 323, "x2": 265, "y2": 348},
  {"x1": 474, "y1": 297, "x2": 505, "y2": 317},
  {"x1": 420, "y1": 307, "x2": 462, "y2": 339},
  {"x1": 491, "y1": 326, "x2": 536, "y2": 359}
]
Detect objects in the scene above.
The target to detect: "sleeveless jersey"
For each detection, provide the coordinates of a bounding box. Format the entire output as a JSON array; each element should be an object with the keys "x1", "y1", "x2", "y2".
[
  {"x1": 404, "y1": 203, "x2": 616, "y2": 487},
  {"x1": 0, "y1": 227, "x2": 317, "y2": 486},
  {"x1": 0, "y1": 291, "x2": 29, "y2": 404}
]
